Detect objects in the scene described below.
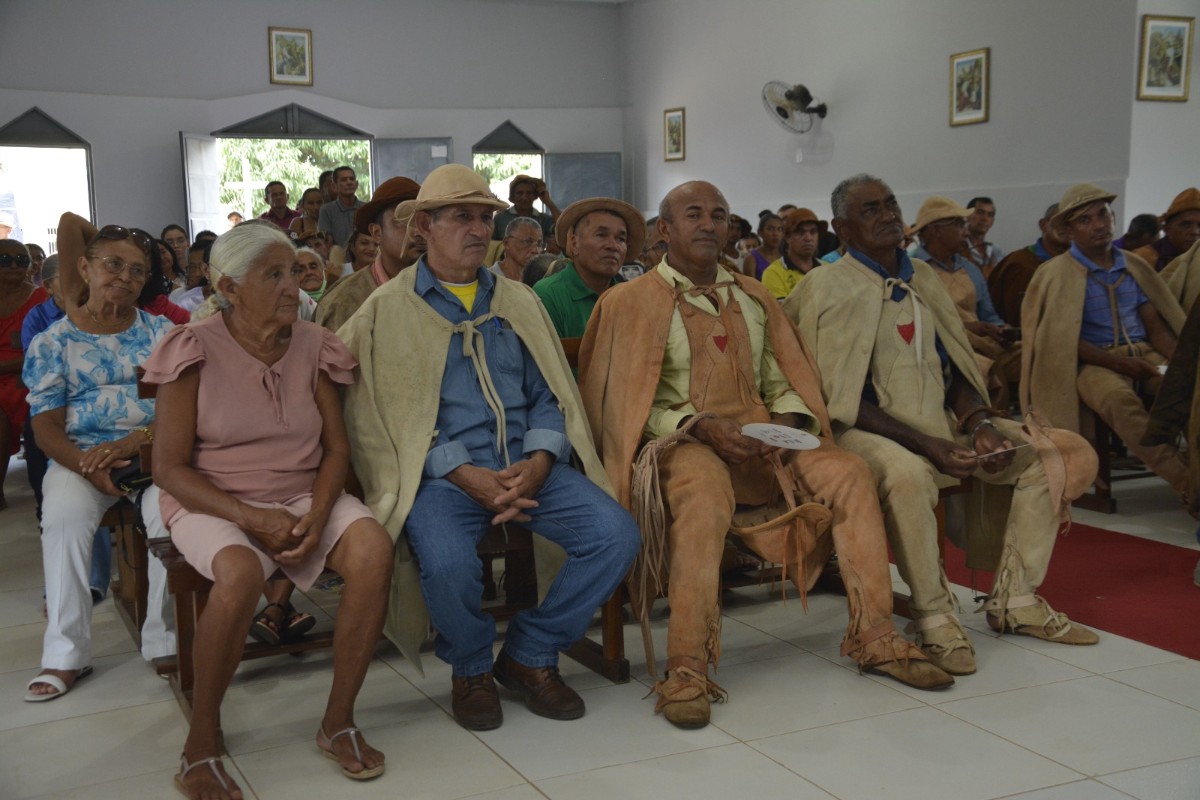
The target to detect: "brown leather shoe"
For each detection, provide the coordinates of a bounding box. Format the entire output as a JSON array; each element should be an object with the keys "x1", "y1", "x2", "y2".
[
  {"x1": 493, "y1": 652, "x2": 585, "y2": 720},
  {"x1": 451, "y1": 673, "x2": 503, "y2": 731}
]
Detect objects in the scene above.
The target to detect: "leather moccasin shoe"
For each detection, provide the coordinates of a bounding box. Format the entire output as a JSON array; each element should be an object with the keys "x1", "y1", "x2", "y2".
[
  {"x1": 451, "y1": 673, "x2": 503, "y2": 731},
  {"x1": 987, "y1": 596, "x2": 1099, "y2": 645},
  {"x1": 651, "y1": 666, "x2": 727, "y2": 729},
  {"x1": 493, "y1": 652, "x2": 584, "y2": 720}
]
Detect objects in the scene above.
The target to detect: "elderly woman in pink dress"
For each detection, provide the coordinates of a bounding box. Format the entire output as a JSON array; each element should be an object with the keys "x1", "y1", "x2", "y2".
[{"x1": 144, "y1": 223, "x2": 392, "y2": 800}]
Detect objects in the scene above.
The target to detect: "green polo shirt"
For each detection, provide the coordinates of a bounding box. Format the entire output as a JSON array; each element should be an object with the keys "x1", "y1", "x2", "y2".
[{"x1": 533, "y1": 263, "x2": 620, "y2": 339}]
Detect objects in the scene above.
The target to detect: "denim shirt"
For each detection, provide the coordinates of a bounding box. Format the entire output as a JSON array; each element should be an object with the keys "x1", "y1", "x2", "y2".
[
  {"x1": 1072, "y1": 243, "x2": 1148, "y2": 347},
  {"x1": 415, "y1": 258, "x2": 571, "y2": 478}
]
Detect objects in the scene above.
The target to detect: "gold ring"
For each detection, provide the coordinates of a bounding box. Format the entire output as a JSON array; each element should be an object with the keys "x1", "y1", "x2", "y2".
[{"x1": 101, "y1": 448, "x2": 112, "y2": 455}]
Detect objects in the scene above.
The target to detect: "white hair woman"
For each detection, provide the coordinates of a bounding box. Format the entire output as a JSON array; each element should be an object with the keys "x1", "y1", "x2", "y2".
[{"x1": 144, "y1": 223, "x2": 392, "y2": 798}]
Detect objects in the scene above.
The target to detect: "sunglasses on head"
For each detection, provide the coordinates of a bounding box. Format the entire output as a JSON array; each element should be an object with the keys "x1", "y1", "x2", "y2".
[
  {"x1": 88, "y1": 225, "x2": 153, "y2": 255},
  {"x1": 0, "y1": 253, "x2": 32, "y2": 269}
]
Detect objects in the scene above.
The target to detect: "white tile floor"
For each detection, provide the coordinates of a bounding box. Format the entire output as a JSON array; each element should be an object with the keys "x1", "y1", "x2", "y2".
[{"x1": 2, "y1": 462, "x2": 1198, "y2": 800}]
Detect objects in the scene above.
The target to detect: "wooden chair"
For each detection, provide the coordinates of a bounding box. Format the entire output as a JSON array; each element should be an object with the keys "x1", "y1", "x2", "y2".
[
  {"x1": 105, "y1": 499, "x2": 148, "y2": 647},
  {"x1": 1072, "y1": 403, "x2": 1153, "y2": 515}
]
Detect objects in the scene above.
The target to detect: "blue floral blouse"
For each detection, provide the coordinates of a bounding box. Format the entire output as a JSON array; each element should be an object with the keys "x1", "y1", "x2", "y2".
[{"x1": 24, "y1": 310, "x2": 175, "y2": 452}]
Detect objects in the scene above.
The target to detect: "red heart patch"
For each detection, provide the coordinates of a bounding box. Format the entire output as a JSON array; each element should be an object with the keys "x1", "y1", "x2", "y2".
[
  {"x1": 897, "y1": 321, "x2": 915, "y2": 344},
  {"x1": 713, "y1": 334, "x2": 728, "y2": 352}
]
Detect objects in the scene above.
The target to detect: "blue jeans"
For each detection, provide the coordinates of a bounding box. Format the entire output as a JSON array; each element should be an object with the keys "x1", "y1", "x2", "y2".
[{"x1": 405, "y1": 464, "x2": 640, "y2": 676}]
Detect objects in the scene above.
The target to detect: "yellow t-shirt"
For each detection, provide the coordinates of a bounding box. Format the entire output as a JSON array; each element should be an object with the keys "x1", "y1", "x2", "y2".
[{"x1": 441, "y1": 280, "x2": 479, "y2": 312}]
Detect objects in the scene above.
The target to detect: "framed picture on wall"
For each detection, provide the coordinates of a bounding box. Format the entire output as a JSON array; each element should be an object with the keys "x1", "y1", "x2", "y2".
[
  {"x1": 664, "y1": 108, "x2": 685, "y2": 161},
  {"x1": 1137, "y1": 15, "x2": 1193, "y2": 101},
  {"x1": 269, "y1": 27, "x2": 313, "y2": 86},
  {"x1": 949, "y1": 48, "x2": 989, "y2": 126}
]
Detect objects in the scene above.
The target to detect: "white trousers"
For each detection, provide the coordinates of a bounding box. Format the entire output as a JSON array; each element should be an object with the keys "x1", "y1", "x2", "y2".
[
  {"x1": 139, "y1": 484, "x2": 175, "y2": 661},
  {"x1": 40, "y1": 465, "x2": 174, "y2": 670}
]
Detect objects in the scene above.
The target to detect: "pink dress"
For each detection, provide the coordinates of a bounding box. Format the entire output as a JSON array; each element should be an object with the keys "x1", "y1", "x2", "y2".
[{"x1": 141, "y1": 313, "x2": 372, "y2": 587}]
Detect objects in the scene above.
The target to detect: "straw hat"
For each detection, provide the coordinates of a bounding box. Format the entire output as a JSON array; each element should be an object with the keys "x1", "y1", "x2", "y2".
[
  {"x1": 354, "y1": 176, "x2": 421, "y2": 235},
  {"x1": 909, "y1": 196, "x2": 970, "y2": 234},
  {"x1": 413, "y1": 164, "x2": 508, "y2": 213},
  {"x1": 554, "y1": 198, "x2": 646, "y2": 257},
  {"x1": 509, "y1": 173, "x2": 546, "y2": 202},
  {"x1": 1052, "y1": 183, "x2": 1117, "y2": 226}
]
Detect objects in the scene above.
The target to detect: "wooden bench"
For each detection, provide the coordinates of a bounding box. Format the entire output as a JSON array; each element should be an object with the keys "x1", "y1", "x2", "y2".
[{"x1": 132, "y1": 335, "x2": 631, "y2": 715}]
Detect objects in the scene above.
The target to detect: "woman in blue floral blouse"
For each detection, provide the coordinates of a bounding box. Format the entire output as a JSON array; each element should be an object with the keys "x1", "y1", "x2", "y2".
[{"x1": 22, "y1": 218, "x2": 174, "y2": 702}]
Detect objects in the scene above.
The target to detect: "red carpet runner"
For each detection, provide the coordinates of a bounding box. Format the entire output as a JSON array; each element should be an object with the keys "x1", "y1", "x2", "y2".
[{"x1": 939, "y1": 523, "x2": 1200, "y2": 660}]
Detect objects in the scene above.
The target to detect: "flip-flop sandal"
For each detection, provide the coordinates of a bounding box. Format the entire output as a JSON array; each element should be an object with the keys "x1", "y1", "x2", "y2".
[
  {"x1": 248, "y1": 603, "x2": 285, "y2": 646},
  {"x1": 283, "y1": 608, "x2": 316, "y2": 642},
  {"x1": 174, "y1": 753, "x2": 233, "y2": 799},
  {"x1": 24, "y1": 665, "x2": 93, "y2": 702},
  {"x1": 317, "y1": 726, "x2": 385, "y2": 780}
]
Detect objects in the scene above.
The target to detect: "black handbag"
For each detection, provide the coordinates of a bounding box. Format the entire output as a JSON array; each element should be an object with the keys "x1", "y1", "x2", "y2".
[{"x1": 110, "y1": 456, "x2": 153, "y2": 494}]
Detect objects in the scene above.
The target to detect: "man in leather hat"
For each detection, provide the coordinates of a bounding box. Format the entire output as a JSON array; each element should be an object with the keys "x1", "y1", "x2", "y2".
[
  {"x1": 787, "y1": 174, "x2": 1100, "y2": 680},
  {"x1": 1022, "y1": 182, "x2": 1187, "y2": 499},
  {"x1": 1132, "y1": 188, "x2": 1200, "y2": 271},
  {"x1": 339, "y1": 164, "x2": 638, "y2": 732},
  {"x1": 534, "y1": 197, "x2": 644, "y2": 339},
  {"x1": 579, "y1": 180, "x2": 953, "y2": 731},
  {"x1": 315, "y1": 177, "x2": 423, "y2": 333}
]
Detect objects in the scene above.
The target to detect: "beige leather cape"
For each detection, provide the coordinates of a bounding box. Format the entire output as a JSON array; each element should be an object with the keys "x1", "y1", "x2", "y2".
[
  {"x1": 785, "y1": 254, "x2": 1010, "y2": 569},
  {"x1": 1161, "y1": 240, "x2": 1200, "y2": 314},
  {"x1": 578, "y1": 268, "x2": 832, "y2": 510},
  {"x1": 1020, "y1": 249, "x2": 1184, "y2": 433},
  {"x1": 338, "y1": 265, "x2": 612, "y2": 669},
  {"x1": 784, "y1": 254, "x2": 989, "y2": 430}
]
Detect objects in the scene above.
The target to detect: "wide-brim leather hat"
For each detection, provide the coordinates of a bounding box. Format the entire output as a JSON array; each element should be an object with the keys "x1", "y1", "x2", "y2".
[
  {"x1": 1163, "y1": 187, "x2": 1200, "y2": 222},
  {"x1": 1053, "y1": 183, "x2": 1117, "y2": 226},
  {"x1": 555, "y1": 198, "x2": 646, "y2": 258},
  {"x1": 413, "y1": 164, "x2": 508, "y2": 213},
  {"x1": 782, "y1": 207, "x2": 819, "y2": 235},
  {"x1": 355, "y1": 177, "x2": 421, "y2": 235},
  {"x1": 910, "y1": 196, "x2": 971, "y2": 234}
]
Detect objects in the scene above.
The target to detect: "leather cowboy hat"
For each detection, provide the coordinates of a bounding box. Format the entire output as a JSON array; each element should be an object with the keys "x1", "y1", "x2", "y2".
[
  {"x1": 354, "y1": 176, "x2": 421, "y2": 235},
  {"x1": 1162, "y1": 187, "x2": 1200, "y2": 222},
  {"x1": 782, "y1": 207, "x2": 819, "y2": 235},
  {"x1": 554, "y1": 198, "x2": 646, "y2": 258},
  {"x1": 413, "y1": 164, "x2": 508, "y2": 213},
  {"x1": 1053, "y1": 183, "x2": 1117, "y2": 226},
  {"x1": 909, "y1": 196, "x2": 971, "y2": 234}
]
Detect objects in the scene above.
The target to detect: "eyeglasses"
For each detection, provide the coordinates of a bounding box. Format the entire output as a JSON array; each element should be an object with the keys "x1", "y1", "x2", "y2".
[
  {"x1": 0, "y1": 253, "x2": 32, "y2": 269},
  {"x1": 88, "y1": 225, "x2": 153, "y2": 254},
  {"x1": 90, "y1": 255, "x2": 148, "y2": 282}
]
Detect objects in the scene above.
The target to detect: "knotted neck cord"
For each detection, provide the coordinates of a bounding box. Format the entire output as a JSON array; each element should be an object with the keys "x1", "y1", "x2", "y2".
[{"x1": 449, "y1": 311, "x2": 510, "y2": 467}]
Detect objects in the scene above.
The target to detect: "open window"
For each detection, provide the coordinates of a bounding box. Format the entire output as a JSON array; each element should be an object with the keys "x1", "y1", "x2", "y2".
[
  {"x1": 181, "y1": 104, "x2": 373, "y2": 237},
  {"x1": 472, "y1": 121, "x2": 545, "y2": 210},
  {"x1": 0, "y1": 108, "x2": 95, "y2": 254}
]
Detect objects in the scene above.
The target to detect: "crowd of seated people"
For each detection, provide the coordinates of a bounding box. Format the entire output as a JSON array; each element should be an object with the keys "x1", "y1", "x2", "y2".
[{"x1": 9, "y1": 162, "x2": 1198, "y2": 800}]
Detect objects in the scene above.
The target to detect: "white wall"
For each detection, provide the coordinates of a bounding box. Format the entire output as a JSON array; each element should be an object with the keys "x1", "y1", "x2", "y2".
[
  {"x1": 620, "y1": 0, "x2": 1140, "y2": 252},
  {"x1": 1126, "y1": 0, "x2": 1200, "y2": 221},
  {"x1": 0, "y1": 0, "x2": 625, "y2": 232}
]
